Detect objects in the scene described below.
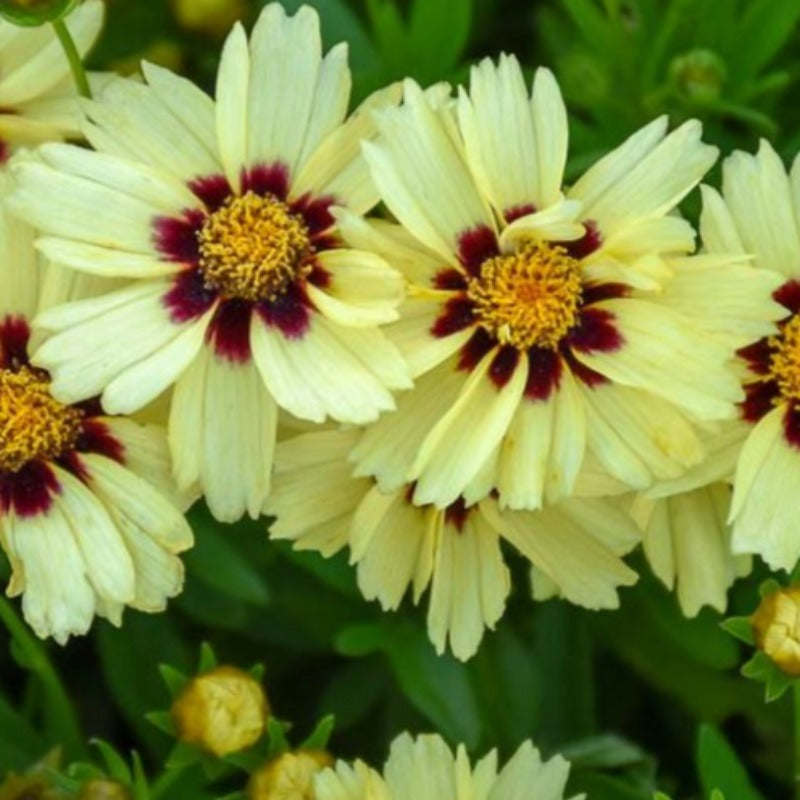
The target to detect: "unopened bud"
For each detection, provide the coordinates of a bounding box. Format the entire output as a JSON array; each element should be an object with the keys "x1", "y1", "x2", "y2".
[
  {"x1": 669, "y1": 49, "x2": 726, "y2": 104},
  {"x1": 78, "y1": 780, "x2": 130, "y2": 800},
  {"x1": 170, "y1": 0, "x2": 246, "y2": 37},
  {"x1": 171, "y1": 665, "x2": 269, "y2": 757},
  {"x1": 0, "y1": 0, "x2": 76, "y2": 26},
  {"x1": 248, "y1": 750, "x2": 334, "y2": 800},
  {"x1": 751, "y1": 586, "x2": 800, "y2": 676}
]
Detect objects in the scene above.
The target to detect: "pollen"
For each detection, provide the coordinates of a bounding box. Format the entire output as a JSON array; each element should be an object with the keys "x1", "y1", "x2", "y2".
[
  {"x1": 0, "y1": 366, "x2": 83, "y2": 473},
  {"x1": 770, "y1": 315, "x2": 800, "y2": 403},
  {"x1": 467, "y1": 240, "x2": 583, "y2": 351},
  {"x1": 197, "y1": 191, "x2": 312, "y2": 302}
]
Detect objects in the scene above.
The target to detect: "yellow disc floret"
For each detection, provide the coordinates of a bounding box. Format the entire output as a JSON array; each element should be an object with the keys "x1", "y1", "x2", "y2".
[
  {"x1": 770, "y1": 315, "x2": 800, "y2": 403},
  {"x1": 198, "y1": 191, "x2": 312, "y2": 302},
  {"x1": 466, "y1": 240, "x2": 583, "y2": 350},
  {"x1": 0, "y1": 366, "x2": 83, "y2": 473}
]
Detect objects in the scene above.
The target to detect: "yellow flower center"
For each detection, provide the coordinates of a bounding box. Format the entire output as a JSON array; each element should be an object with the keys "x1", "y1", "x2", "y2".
[
  {"x1": 197, "y1": 191, "x2": 312, "y2": 302},
  {"x1": 466, "y1": 240, "x2": 583, "y2": 350},
  {"x1": 0, "y1": 366, "x2": 83, "y2": 473},
  {"x1": 770, "y1": 315, "x2": 800, "y2": 403}
]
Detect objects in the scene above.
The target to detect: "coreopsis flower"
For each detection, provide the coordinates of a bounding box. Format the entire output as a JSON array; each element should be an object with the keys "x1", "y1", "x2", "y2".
[
  {"x1": 249, "y1": 751, "x2": 334, "y2": 800},
  {"x1": 314, "y1": 733, "x2": 582, "y2": 800},
  {"x1": 266, "y1": 429, "x2": 638, "y2": 661},
  {"x1": 10, "y1": 2, "x2": 409, "y2": 522},
  {"x1": 0, "y1": 0, "x2": 104, "y2": 155},
  {"x1": 0, "y1": 177, "x2": 192, "y2": 644},
  {"x1": 700, "y1": 140, "x2": 800, "y2": 570},
  {"x1": 750, "y1": 585, "x2": 800, "y2": 676},
  {"x1": 171, "y1": 665, "x2": 269, "y2": 756},
  {"x1": 343, "y1": 57, "x2": 781, "y2": 510}
]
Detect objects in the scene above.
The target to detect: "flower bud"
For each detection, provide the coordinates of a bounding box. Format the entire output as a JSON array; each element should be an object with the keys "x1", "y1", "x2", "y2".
[
  {"x1": 171, "y1": 665, "x2": 269, "y2": 757},
  {"x1": 751, "y1": 586, "x2": 800, "y2": 676},
  {"x1": 170, "y1": 0, "x2": 246, "y2": 37},
  {"x1": 668, "y1": 49, "x2": 727, "y2": 104},
  {"x1": 77, "y1": 780, "x2": 130, "y2": 800},
  {"x1": 0, "y1": 773, "x2": 59, "y2": 800},
  {"x1": 248, "y1": 750, "x2": 334, "y2": 800},
  {"x1": 0, "y1": 0, "x2": 76, "y2": 26}
]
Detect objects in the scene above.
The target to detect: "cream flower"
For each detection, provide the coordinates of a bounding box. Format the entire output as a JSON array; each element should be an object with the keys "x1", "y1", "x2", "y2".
[
  {"x1": 266, "y1": 428, "x2": 638, "y2": 661},
  {"x1": 0, "y1": 175, "x2": 192, "y2": 644},
  {"x1": 0, "y1": 0, "x2": 104, "y2": 154},
  {"x1": 343, "y1": 56, "x2": 782, "y2": 511},
  {"x1": 314, "y1": 733, "x2": 582, "y2": 800},
  {"x1": 10, "y1": 2, "x2": 410, "y2": 522},
  {"x1": 698, "y1": 140, "x2": 800, "y2": 571}
]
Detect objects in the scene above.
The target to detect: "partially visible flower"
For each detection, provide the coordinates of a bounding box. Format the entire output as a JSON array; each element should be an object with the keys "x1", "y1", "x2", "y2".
[
  {"x1": 77, "y1": 780, "x2": 130, "y2": 800},
  {"x1": 266, "y1": 428, "x2": 639, "y2": 661},
  {"x1": 314, "y1": 733, "x2": 583, "y2": 800},
  {"x1": 171, "y1": 0, "x2": 247, "y2": 37},
  {"x1": 171, "y1": 665, "x2": 269, "y2": 756},
  {"x1": 344, "y1": 57, "x2": 781, "y2": 511},
  {"x1": 0, "y1": 174, "x2": 193, "y2": 643},
  {"x1": 751, "y1": 585, "x2": 800, "y2": 676},
  {"x1": 631, "y1": 485, "x2": 750, "y2": 617},
  {"x1": 701, "y1": 140, "x2": 800, "y2": 570},
  {"x1": 10, "y1": 2, "x2": 410, "y2": 523},
  {"x1": 0, "y1": 0, "x2": 104, "y2": 156},
  {"x1": 249, "y1": 750, "x2": 334, "y2": 800}
]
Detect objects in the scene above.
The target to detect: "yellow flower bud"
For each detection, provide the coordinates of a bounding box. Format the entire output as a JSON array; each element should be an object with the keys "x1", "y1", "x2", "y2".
[
  {"x1": 751, "y1": 586, "x2": 800, "y2": 676},
  {"x1": 171, "y1": 665, "x2": 270, "y2": 757},
  {"x1": 77, "y1": 780, "x2": 130, "y2": 800},
  {"x1": 248, "y1": 750, "x2": 334, "y2": 800},
  {"x1": 170, "y1": 0, "x2": 246, "y2": 37},
  {"x1": 0, "y1": 773, "x2": 59, "y2": 800}
]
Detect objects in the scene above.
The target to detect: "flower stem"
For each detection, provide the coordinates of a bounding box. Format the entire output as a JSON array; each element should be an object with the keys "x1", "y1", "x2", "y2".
[
  {"x1": 794, "y1": 681, "x2": 800, "y2": 800},
  {"x1": 51, "y1": 17, "x2": 91, "y2": 99},
  {"x1": 0, "y1": 596, "x2": 86, "y2": 758}
]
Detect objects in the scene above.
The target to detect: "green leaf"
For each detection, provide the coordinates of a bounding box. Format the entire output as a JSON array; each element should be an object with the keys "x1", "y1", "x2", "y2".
[
  {"x1": 0, "y1": 0, "x2": 76, "y2": 26},
  {"x1": 720, "y1": 616, "x2": 755, "y2": 645},
  {"x1": 91, "y1": 739, "x2": 132, "y2": 784},
  {"x1": 562, "y1": 734, "x2": 649, "y2": 770},
  {"x1": 185, "y1": 507, "x2": 271, "y2": 607},
  {"x1": 696, "y1": 725, "x2": 765, "y2": 800},
  {"x1": 733, "y1": 0, "x2": 800, "y2": 83},
  {"x1": 197, "y1": 642, "x2": 217, "y2": 674},
  {"x1": 300, "y1": 715, "x2": 335, "y2": 751},
  {"x1": 408, "y1": 0, "x2": 471, "y2": 79},
  {"x1": 266, "y1": 717, "x2": 291, "y2": 757},
  {"x1": 145, "y1": 711, "x2": 175, "y2": 736},
  {"x1": 159, "y1": 665, "x2": 189, "y2": 699}
]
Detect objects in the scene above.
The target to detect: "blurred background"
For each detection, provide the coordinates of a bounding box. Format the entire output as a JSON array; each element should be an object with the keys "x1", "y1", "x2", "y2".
[{"x1": 4, "y1": 1, "x2": 800, "y2": 799}]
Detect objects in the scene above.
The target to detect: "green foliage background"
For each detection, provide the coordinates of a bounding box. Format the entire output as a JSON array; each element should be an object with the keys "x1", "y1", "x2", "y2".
[{"x1": 3, "y1": 0, "x2": 800, "y2": 798}]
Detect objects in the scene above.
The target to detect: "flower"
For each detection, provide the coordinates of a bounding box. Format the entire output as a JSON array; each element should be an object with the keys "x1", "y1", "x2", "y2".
[
  {"x1": 171, "y1": 665, "x2": 269, "y2": 756},
  {"x1": 10, "y1": 2, "x2": 410, "y2": 522},
  {"x1": 750, "y1": 585, "x2": 800, "y2": 676},
  {"x1": 266, "y1": 428, "x2": 639, "y2": 661},
  {"x1": 0, "y1": 0, "x2": 104, "y2": 156},
  {"x1": 313, "y1": 733, "x2": 582, "y2": 800},
  {"x1": 0, "y1": 175, "x2": 193, "y2": 643},
  {"x1": 698, "y1": 140, "x2": 800, "y2": 570},
  {"x1": 342, "y1": 57, "x2": 781, "y2": 510},
  {"x1": 249, "y1": 750, "x2": 334, "y2": 800}
]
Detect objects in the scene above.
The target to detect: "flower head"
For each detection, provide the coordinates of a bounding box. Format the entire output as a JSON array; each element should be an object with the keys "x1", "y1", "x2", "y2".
[
  {"x1": 266, "y1": 428, "x2": 639, "y2": 661},
  {"x1": 0, "y1": 175, "x2": 192, "y2": 643},
  {"x1": 10, "y1": 2, "x2": 410, "y2": 522},
  {"x1": 171, "y1": 665, "x2": 269, "y2": 756},
  {"x1": 314, "y1": 734, "x2": 582, "y2": 800},
  {"x1": 343, "y1": 58, "x2": 781, "y2": 511}
]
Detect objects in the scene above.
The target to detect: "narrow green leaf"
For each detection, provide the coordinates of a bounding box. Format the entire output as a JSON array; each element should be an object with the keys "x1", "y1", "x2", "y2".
[
  {"x1": 720, "y1": 616, "x2": 755, "y2": 645},
  {"x1": 300, "y1": 715, "x2": 335, "y2": 751},
  {"x1": 696, "y1": 725, "x2": 765, "y2": 800},
  {"x1": 91, "y1": 739, "x2": 132, "y2": 784}
]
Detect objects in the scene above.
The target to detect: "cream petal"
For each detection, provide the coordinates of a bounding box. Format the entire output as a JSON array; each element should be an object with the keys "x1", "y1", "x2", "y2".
[
  {"x1": 198, "y1": 354, "x2": 278, "y2": 522},
  {"x1": 215, "y1": 22, "x2": 250, "y2": 191},
  {"x1": 365, "y1": 79, "x2": 495, "y2": 262},
  {"x1": 351, "y1": 357, "x2": 465, "y2": 491},
  {"x1": 169, "y1": 347, "x2": 209, "y2": 490},
  {"x1": 411, "y1": 349, "x2": 527, "y2": 507},
  {"x1": 699, "y1": 184, "x2": 746, "y2": 256}
]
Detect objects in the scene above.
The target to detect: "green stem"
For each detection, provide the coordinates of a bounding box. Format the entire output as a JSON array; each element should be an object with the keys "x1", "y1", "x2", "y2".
[
  {"x1": 51, "y1": 17, "x2": 91, "y2": 99},
  {"x1": 794, "y1": 681, "x2": 800, "y2": 800},
  {"x1": 0, "y1": 596, "x2": 86, "y2": 758},
  {"x1": 149, "y1": 765, "x2": 186, "y2": 800}
]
